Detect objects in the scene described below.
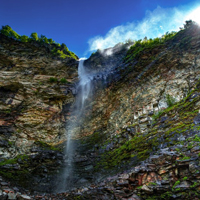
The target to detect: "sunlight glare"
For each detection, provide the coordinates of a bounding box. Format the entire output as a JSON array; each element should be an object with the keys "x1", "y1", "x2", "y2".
[{"x1": 186, "y1": 6, "x2": 200, "y2": 25}]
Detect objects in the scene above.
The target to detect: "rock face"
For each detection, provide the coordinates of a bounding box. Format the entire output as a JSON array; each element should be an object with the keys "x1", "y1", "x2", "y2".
[
  {"x1": 0, "y1": 33, "x2": 78, "y2": 154},
  {"x1": 0, "y1": 34, "x2": 78, "y2": 190},
  {"x1": 1, "y1": 23, "x2": 200, "y2": 199},
  {"x1": 84, "y1": 42, "x2": 132, "y2": 73},
  {"x1": 59, "y1": 24, "x2": 200, "y2": 198}
]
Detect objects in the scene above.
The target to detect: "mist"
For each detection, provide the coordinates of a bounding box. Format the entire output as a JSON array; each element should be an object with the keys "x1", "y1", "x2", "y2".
[{"x1": 88, "y1": 5, "x2": 200, "y2": 52}]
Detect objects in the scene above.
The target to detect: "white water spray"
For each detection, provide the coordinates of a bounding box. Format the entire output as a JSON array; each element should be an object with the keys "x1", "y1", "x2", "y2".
[
  {"x1": 57, "y1": 58, "x2": 93, "y2": 192},
  {"x1": 77, "y1": 58, "x2": 92, "y2": 110}
]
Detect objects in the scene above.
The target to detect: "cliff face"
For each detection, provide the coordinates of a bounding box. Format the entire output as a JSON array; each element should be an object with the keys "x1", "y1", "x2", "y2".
[
  {"x1": 63, "y1": 24, "x2": 200, "y2": 199},
  {"x1": 76, "y1": 25, "x2": 200, "y2": 139},
  {"x1": 0, "y1": 34, "x2": 79, "y2": 191},
  {"x1": 1, "y1": 24, "x2": 200, "y2": 198},
  {"x1": 0, "y1": 34, "x2": 78, "y2": 154}
]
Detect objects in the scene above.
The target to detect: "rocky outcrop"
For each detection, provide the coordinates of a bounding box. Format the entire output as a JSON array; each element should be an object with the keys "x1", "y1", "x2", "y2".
[
  {"x1": 78, "y1": 26, "x2": 200, "y2": 139},
  {"x1": 37, "y1": 143, "x2": 200, "y2": 199},
  {"x1": 54, "y1": 24, "x2": 200, "y2": 198},
  {"x1": 0, "y1": 33, "x2": 78, "y2": 154},
  {"x1": 84, "y1": 42, "x2": 132, "y2": 73},
  {"x1": 1, "y1": 23, "x2": 200, "y2": 199},
  {"x1": 0, "y1": 34, "x2": 78, "y2": 190}
]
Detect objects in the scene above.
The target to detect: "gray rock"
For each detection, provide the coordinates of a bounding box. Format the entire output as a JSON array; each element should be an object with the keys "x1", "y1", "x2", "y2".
[
  {"x1": 17, "y1": 194, "x2": 32, "y2": 200},
  {"x1": 8, "y1": 191, "x2": 17, "y2": 200},
  {"x1": 194, "y1": 114, "x2": 200, "y2": 125}
]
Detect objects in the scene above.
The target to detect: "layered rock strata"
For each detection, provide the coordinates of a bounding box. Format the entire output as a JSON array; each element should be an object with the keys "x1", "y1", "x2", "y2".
[{"x1": 1, "y1": 24, "x2": 200, "y2": 199}]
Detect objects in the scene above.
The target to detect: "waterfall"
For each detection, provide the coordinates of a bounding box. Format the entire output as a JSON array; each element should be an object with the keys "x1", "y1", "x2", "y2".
[
  {"x1": 77, "y1": 58, "x2": 92, "y2": 110},
  {"x1": 57, "y1": 58, "x2": 93, "y2": 192}
]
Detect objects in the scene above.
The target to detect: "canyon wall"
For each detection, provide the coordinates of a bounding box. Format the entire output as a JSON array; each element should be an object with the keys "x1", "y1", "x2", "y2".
[{"x1": 1, "y1": 24, "x2": 200, "y2": 199}]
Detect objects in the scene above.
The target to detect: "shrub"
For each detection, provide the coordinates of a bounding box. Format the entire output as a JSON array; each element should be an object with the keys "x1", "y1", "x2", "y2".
[
  {"x1": 30, "y1": 32, "x2": 39, "y2": 41},
  {"x1": 0, "y1": 25, "x2": 20, "y2": 40},
  {"x1": 166, "y1": 94, "x2": 176, "y2": 107},
  {"x1": 0, "y1": 25, "x2": 78, "y2": 60},
  {"x1": 20, "y1": 35, "x2": 29, "y2": 42},
  {"x1": 60, "y1": 78, "x2": 68, "y2": 84},
  {"x1": 49, "y1": 77, "x2": 58, "y2": 83}
]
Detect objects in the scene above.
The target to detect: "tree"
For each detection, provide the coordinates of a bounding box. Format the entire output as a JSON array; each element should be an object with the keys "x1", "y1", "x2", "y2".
[
  {"x1": 0, "y1": 25, "x2": 12, "y2": 36},
  {"x1": 20, "y1": 35, "x2": 29, "y2": 42},
  {"x1": 30, "y1": 32, "x2": 39, "y2": 41},
  {"x1": 143, "y1": 36, "x2": 148, "y2": 42},
  {"x1": 184, "y1": 20, "x2": 194, "y2": 29},
  {"x1": 61, "y1": 43, "x2": 67, "y2": 50},
  {"x1": 0, "y1": 25, "x2": 20, "y2": 40},
  {"x1": 39, "y1": 34, "x2": 49, "y2": 43},
  {"x1": 48, "y1": 38, "x2": 53, "y2": 44}
]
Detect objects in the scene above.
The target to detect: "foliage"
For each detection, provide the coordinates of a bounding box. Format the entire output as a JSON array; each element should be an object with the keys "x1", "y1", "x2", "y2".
[
  {"x1": 96, "y1": 79, "x2": 200, "y2": 170},
  {"x1": 34, "y1": 140, "x2": 60, "y2": 151},
  {"x1": 49, "y1": 77, "x2": 58, "y2": 83},
  {"x1": 183, "y1": 177, "x2": 188, "y2": 181},
  {"x1": 0, "y1": 25, "x2": 78, "y2": 60},
  {"x1": 152, "y1": 110, "x2": 165, "y2": 121},
  {"x1": 0, "y1": 154, "x2": 29, "y2": 166},
  {"x1": 184, "y1": 20, "x2": 196, "y2": 29},
  {"x1": 51, "y1": 46, "x2": 78, "y2": 60},
  {"x1": 20, "y1": 35, "x2": 29, "y2": 42},
  {"x1": 190, "y1": 181, "x2": 199, "y2": 188},
  {"x1": 39, "y1": 34, "x2": 48, "y2": 44},
  {"x1": 0, "y1": 25, "x2": 20, "y2": 40},
  {"x1": 60, "y1": 78, "x2": 68, "y2": 84},
  {"x1": 173, "y1": 180, "x2": 180, "y2": 188},
  {"x1": 166, "y1": 94, "x2": 176, "y2": 107},
  {"x1": 194, "y1": 135, "x2": 200, "y2": 142},
  {"x1": 48, "y1": 38, "x2": 54, "y2": 44},
  {"x1": 30, "y1": 32, "x2": 39, "y2": 41},
  {"x1": 124, "y1": 31, "x2": 177, "y2": 62}
]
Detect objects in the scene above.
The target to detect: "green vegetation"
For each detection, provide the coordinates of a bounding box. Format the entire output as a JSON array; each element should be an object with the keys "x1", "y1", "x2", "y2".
[
  {"x1": 95, "y1": 77, "x2": 200, "y2": 170},
  {"x1": 49, "y1": 77, "x2": 58, "y2": 83},
  {"x1": 60, "y1": 78, "x2": 68, "y2": 84},
  {"x1": 194, "y1": 135, "x2": 200, "y2": 142},
  {"x1": 152, "y1": 110, "x2": 164, "y2": 121},
  {"x1": 173, "y1": 180, "x2": 180, "y2": 188},
  {"x1": 183, "y1": 177, "x2": 188, "y2": 181},
  {"x1": 30, "y1": 32, "x2": 39, "y2": 41},
  {"x1": 0, "y1": 154, "x2": 29, "y2": 166},
  {"x1": 124, "y1": 31, "x2": 177, "y2": 62},
  {"x1": 49, "y1": 77, "x2": 70, "y2": 84},
  {"x1": 34, "y1": 140, "x2": 61, "y2": 151},
  {"x1": 166, "y1": 94, "x2": 176, "y2": 107},
  {"x1": 180, "y1": 156, "x2": 190, "y2": 161},
  {"x1": 124, "y1": 20, "x2": 196, "y2": 63},
  {"x1": 152, "y1": 94, "x2": 176, "y2": 121},
  {"x1": 190, "y1": 181, "x2": 199, "y2": 188},
  {"x1": 147, "y1": 182, "x2": 157, "y2": 186},
  {"x1": 0, "y1": 25, "x2": 20, "y2": 40},
  {"x1": 51, "y1": 43, "x2": 78, "y2": 60},
  {"x1": 0, "y1": 155, "x2": 30, "y2": 182},
  {"x1": 20, "y1": 35, "x2": 29, "y2": 42},
  {"x1": 0, "y1": 25, "x2": 78, "y2": 60}
]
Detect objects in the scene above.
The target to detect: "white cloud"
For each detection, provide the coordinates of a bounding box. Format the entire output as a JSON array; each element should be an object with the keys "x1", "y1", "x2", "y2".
[{"x1": 87, "y1": 5, "x2": 200, "y2": 52}]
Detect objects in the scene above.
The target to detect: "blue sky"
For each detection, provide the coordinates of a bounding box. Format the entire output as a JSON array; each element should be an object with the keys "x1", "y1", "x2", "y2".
[{"x1": 0, "y1": 0, "x2": 200, "y2": 58}]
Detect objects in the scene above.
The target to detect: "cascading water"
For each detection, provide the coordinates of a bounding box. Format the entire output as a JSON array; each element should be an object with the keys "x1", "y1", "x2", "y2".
[
  {"x1": 57, "y1": 58, "x2": 93, "y2": 192},
  {"x1": 77, "y1": 58, "x2": 92, "y2": 111}
]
